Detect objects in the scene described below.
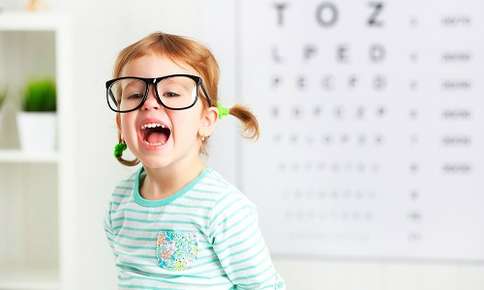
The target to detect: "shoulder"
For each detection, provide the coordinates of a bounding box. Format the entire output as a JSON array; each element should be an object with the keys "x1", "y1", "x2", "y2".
[
  {"x1": 107, "y1": 168, "x2": 139, "y2": 209},
  {"x1": 196, "y1": 167, "x2": 256, "y2": 209},
  {"x1": 196, "y1": 168, "x2": 257, "y2": 224}
]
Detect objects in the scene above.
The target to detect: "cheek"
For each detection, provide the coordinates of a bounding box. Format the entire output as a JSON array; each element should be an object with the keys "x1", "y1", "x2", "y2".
[
  {"x1": 171, "y1": 115, "x2": 200, "y2": 140},
  {"x1": 120, "y1": 114, "x2": 136, "y2": 136}
]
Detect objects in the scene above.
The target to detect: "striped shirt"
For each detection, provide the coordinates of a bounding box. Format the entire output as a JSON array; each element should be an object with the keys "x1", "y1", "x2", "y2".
[{"x1": 104, "y1": 166, "x2": 286, "y2": 290}]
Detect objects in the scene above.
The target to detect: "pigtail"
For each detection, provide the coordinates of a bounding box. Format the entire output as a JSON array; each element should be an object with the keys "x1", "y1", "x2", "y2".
[
  {"x1": 117, "y1": 154, "x2": 140, "y2": 167},
  {"x1": 116, "y1": 133, "x2": 140, "y2": 167},
  {"x1": 228, "y1": 104, "x2": 260, "y2": 141}
]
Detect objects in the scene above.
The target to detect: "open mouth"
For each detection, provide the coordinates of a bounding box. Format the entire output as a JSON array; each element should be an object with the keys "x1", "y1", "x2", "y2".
[{"x1": 141, "y1": 123, "x2": 171, "y2": 146}]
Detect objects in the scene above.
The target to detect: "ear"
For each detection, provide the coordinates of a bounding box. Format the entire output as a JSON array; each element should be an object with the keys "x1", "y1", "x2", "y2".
[{"x1": 198, "y1": 106, "x2": 218, "y2": 137}]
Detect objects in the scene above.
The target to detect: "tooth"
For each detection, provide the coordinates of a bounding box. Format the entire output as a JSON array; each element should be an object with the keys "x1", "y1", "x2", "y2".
[{"x1": 142, "y1": 122, "x2": 167, "y2": 130}]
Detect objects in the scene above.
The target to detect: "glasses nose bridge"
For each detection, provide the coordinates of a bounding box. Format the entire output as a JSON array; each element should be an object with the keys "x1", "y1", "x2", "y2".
[
  {"x1": 139, "y1": 79, "x2": 162, "y2": 111},
  {"x1": 144, "y1": 78, "x2": 161, "y2": 104}
]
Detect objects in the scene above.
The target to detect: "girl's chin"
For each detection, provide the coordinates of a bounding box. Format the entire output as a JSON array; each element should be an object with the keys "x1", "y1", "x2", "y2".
[{"x1": 139, "y1": 157, "x2": 173, "y2": 169}]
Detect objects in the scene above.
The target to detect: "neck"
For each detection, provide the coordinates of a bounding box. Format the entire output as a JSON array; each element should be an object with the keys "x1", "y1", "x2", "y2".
[{"x1": 141, "y1": 154, "x2": 206, "y2": 200}]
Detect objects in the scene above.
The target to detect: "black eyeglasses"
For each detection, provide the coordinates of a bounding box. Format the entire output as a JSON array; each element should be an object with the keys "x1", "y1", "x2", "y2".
[{"x1": 105, "y1": 74, "x2": 212, "y2": 113}]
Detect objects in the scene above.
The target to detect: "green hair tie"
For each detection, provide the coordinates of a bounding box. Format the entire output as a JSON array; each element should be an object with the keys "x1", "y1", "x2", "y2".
[
  {"x1": 114, "y1": 142, "x2": 127, "y2": 158},
  {"x1": 217, "y1": 104, "x2": 230, "y2": 119}
]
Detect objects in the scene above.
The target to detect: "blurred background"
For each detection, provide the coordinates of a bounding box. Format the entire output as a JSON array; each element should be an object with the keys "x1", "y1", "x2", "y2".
[{"x1": 0, "y1": 0, "x2": 483, "y2": 289}]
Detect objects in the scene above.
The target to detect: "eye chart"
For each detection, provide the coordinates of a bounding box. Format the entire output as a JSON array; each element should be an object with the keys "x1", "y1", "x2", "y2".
[{"x1": 238, "y1": 0, "x2": 484, "y2": 261}]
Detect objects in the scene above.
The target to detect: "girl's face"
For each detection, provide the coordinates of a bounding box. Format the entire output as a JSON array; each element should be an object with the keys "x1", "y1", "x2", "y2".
[{"x1": 116, "y1": 54, "x2": 216, "y2": 169}]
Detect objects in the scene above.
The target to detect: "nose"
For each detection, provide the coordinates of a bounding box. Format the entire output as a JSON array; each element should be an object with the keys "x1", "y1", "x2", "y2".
[{"x1": 141, "y1": 84, "x2": 161, "y2": 111}]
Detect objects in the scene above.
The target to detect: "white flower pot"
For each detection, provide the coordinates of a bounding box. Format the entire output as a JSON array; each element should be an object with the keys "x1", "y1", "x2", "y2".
[{"x1": 17, "y1": 112, "x2": 57, "y2": 152}]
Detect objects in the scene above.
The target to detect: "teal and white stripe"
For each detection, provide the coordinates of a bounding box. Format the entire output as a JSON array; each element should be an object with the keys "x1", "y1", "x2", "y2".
[{"x1": 105, "y1": 166, "x2": 286, "y2": 289}]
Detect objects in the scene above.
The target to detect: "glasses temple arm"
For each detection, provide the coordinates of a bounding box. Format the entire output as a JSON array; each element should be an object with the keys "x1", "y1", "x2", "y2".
[{"x1": 199, "y1": 84, "x2": 212, "y2": 107}]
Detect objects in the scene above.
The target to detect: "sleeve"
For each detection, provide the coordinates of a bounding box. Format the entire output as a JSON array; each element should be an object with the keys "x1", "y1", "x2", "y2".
[
  {"x1": 208, "y1": 193, "x2": 286, "y2": 289},
  {"x1": 104, "y1": 200, "x2": 116, "y2": 255}
]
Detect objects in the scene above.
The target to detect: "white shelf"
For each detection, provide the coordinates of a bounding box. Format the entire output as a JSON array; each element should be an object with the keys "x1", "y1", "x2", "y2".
[
  {"x1": 0, "y1": 267, "x2": 59, "y2": 290},
  {"x1": 0, "y1": 10, "x2": 63, "y2": 31},
  {"x1": 0, "y1": 150, "x2": 58, "y2": 163},
  {"x1": 0, "y1": 8, "x2": 72, "y2": 290}
]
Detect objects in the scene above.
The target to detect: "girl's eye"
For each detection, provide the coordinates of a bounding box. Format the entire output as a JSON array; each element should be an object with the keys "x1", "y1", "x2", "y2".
[
  {"x1": 126, "y1": 93, "x2": 143, "y2": 99},
  {"x1": 164, "y1": 91, "x2": 180, "y2": 97}
]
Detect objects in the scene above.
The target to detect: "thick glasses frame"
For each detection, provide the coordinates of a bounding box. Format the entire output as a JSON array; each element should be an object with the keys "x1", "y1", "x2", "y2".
[{"x1": 105, "y1": 73, "x2": 212, "y2": 113}]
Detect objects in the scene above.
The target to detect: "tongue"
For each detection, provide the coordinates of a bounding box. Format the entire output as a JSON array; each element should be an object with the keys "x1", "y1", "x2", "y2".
[{"x1": 147, "y1": 131, "x2": 168, "y2": 145}]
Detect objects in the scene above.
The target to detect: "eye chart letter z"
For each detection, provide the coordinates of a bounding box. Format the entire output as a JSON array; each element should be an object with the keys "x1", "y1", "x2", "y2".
[{"x1": 238, "y1": 0, "x2": 484, "y2": 261}]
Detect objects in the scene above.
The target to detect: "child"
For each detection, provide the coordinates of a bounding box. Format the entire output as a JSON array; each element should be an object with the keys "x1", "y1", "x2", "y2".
[{"x1": 104, "y1": 32, "x2": 286, "y2": 289}]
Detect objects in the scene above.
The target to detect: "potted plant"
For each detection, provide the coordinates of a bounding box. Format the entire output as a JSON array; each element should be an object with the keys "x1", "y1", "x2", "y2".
[{"x1": 17, "y1": 78, "x2": 57, "y2": 152}]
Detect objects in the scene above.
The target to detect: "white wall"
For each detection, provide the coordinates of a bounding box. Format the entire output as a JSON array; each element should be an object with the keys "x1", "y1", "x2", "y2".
[{"x1": 65, "y1": 1, "x2": 484, "y2": 289}]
